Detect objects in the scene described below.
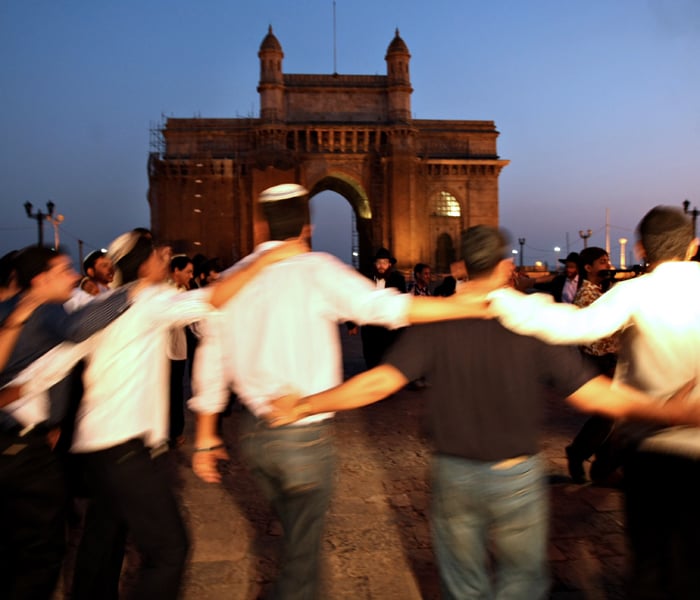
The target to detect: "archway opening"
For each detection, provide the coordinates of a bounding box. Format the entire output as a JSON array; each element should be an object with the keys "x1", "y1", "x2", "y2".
[{"x1": 310, "y1": 190, "x2": 354, "y2": 265}]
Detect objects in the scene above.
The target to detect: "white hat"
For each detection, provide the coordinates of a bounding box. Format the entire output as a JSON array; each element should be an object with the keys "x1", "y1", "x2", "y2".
[{"x1": 259, "y1": 183, "x2": 309, "y2": 203}]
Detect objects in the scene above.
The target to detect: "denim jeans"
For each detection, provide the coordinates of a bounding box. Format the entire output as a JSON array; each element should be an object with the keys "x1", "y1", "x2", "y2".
[
  {"x1": 430, "y1": 453, "x2": 549, "y2": 600},
  {"x1": 240, "y1": 411, "x2": 335, "y2": 600}
]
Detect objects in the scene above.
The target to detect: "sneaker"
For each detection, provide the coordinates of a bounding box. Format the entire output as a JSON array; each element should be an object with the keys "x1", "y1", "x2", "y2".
[{"x1": 565, "y1": 445, "x2": 587, "y2": 484}]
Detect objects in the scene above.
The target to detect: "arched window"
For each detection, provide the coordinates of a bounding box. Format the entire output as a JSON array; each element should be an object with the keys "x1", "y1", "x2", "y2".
[{"x1": 432, "y1": 191, "x2": 461, "y2": 217}]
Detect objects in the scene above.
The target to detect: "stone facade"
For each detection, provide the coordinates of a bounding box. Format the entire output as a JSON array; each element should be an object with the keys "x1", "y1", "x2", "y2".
[{"x1": 148, "y1": 27, "x2": 509, "y2": 272}]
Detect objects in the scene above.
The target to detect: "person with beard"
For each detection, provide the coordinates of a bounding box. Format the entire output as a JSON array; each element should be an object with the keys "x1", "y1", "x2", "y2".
[{"x1": 358, "y1": 247, "x2": 407, "y2": 368}]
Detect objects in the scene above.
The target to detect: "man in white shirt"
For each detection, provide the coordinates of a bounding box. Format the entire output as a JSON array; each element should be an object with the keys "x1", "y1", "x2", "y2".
[
  {"x1": 190, "y1": 183, "x2": 492, "y2": 600},
  {"x1": 0, "y1": 246, "x2": 132, "y2": 600},
  {"x1": 487, "y1": 206, "x2": 700, "y2": 599},
  {"x1": 1, "y1": 232, "x2": 306, "y2": 600}
]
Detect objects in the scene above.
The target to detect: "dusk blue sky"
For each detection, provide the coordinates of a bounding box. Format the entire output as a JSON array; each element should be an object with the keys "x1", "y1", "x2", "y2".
[{"x1": 1, "y1": 1, "x2": 698, "y2": 268}]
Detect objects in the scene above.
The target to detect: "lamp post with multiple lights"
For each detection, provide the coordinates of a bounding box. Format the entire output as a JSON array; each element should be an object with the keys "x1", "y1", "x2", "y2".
[{"x1": 24, "y1": 200, "x2": 55, "y2": 247}]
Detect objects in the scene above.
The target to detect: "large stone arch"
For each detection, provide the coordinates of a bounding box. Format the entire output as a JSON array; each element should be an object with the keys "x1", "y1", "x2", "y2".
[
  {"x1": 147, "y1": 29, "x2": 508, "y2": 271},
  {"x1": 308, "y1": 173, "x2": 374, "y2": 271}
]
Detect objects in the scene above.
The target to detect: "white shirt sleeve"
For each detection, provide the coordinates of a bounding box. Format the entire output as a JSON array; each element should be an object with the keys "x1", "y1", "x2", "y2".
[
  {"x1": 9, "y1": 339, "x2": 93, "y2": 395},
  {"x1": 488, "y1": 285, "x2": 634, "y2": 344},
  {"x1": 187, "y1": 314, "x2": 230, "y2": 414},
  {"x1": 151, "y1": 287, "x2": 214, "y2": 329},
  {"x1": 315, "y1": 257, "x2": 412, "y2": 329}
]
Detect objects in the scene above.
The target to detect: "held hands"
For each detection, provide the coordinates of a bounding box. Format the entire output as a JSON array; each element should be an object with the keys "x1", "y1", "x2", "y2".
[
  {"x1": 192, "y1": 436, "x2": 230, "y2": 484},
  {"x1": 264, "y1": 393, "x2": 306, "y2": 427},
  {"x1": 664, "y1": 378, "x2": 700, "y2": 425}
]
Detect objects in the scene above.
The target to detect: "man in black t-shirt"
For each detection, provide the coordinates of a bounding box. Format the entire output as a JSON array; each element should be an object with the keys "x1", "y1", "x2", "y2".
[{"x1": 265, "y1": 226, "x2": 700, "y2": 600}]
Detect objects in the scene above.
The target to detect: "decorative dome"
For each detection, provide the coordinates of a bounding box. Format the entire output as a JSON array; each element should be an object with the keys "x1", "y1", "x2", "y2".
[
  {"x1": 260, "y1": 25, "x2": 282, "y2": 52},
  {"x1": 386, "y1": 28, "x2": 409, "y2": 55}
]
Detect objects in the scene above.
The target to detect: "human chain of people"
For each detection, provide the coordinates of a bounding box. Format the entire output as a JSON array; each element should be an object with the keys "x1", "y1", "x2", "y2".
[{"x1": 1, "y1": 185, "x2": 700, "y2": 599}]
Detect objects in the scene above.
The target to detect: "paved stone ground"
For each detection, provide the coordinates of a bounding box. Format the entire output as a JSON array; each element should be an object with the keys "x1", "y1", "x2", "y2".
[{"x1": 58, "y1": 327, "x2": 628, "y2": 599}]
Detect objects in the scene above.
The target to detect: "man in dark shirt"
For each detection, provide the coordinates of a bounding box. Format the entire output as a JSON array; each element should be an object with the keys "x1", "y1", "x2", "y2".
[{"x1": 265, "y1": 226, "x2": 700, "y2": 599}]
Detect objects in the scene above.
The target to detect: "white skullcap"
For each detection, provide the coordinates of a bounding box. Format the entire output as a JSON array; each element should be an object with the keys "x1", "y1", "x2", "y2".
[{"x1": 259, "y1": 183, "x2": 309, "y2": 203}]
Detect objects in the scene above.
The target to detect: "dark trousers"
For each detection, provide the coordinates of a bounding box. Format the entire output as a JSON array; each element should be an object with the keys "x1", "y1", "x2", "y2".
[
  {"x1": 71, "y1": 439, "x2": 189, "y2": 600},
  {"x1": 567, "y1": 352, "x2": 621, "y2": 478},
  {"x1": 360, "y1": 325, "x2": 402, "y2": 369},
  {"x1": 625, "y1": 450, "x2": 700, "y2": 599},
  {"x1": 239, "y1": 411, "x2": 335, "y2": 600},
  {"x1": 0, "y1": 428, "x2": 66, "y2": 600},
  {"x1": 567, "y1": 415, "x2": 614, "y2": 462},
  {"x1": 169, "y1": 359, "x2": 187, "y2": 442}
]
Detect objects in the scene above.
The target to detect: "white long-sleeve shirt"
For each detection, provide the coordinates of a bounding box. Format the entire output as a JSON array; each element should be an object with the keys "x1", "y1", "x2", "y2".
[
  {"x1": 489, "y1": 261, "x2": 700, "y2": 455},
  {"x1": 190, "y1": 245, "x2": 411, "y2": 423},
  {"x1": 11, "y1": 285, "x2": 214, "y2": 451},
  {"x1": 71, "y1": 285, "x2": 214, "y2": 452}
]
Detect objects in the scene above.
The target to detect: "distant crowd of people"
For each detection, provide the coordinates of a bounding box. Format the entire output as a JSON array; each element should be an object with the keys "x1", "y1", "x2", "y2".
[{"x1": 1, "y1": 188, "x2": 700, "y2": 600}]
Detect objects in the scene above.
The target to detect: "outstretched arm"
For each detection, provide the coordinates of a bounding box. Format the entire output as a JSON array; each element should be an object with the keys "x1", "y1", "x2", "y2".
[
  {"x1": 567, "y1": 376, "x2": 700, "y2": 425},
  {"x1": 488, "y1": 285, "x2": 632, "y2": 345},
  {"x1": 406, "y1": 292, "x2": 490, "y2": 324},
  {"x1": 266, "y1": 365, "x2": 409, "y2": 427}
]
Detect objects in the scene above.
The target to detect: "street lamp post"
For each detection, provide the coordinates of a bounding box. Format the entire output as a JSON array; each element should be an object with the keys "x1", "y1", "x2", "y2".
[
  {"x1": 553, "y1": 246, "x2": 561, "y2": 270},
  {"x1": 619, "y1": 238, "x2": 628, "y2": 269},
  {"x1": 24, "y1": 200, "x2": 55, "y2": 247},
  {"x1": 518, "y1": 238, "x2": 525, "y2": 269},
  {"x1": 46, "y1": 213, "x2": 65, "y2": 249},
  {"x1": 578, "y1": 229, "x2": 592, "y2": 249}
]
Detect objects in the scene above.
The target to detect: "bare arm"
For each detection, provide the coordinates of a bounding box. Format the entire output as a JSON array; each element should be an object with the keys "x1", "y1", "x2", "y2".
[
  {"x1": 567, "y1": 376, "x2": 700, "y2": 425},
  {"x1": 0, "y1": 323, "x2": 24, "y2": 372},
  {"x1": 267, "y1": 365, "x2": 409, "y2": 426},
  {"x1": 208, "y1": 239, "x2": 309, "y2": 308},
  {"x1": 406, "y1": 293, "x2": 490, "y2": 324},
  {"x1": 0, "y1": 294, "x2": 42, "y2": 371},
  {"x1": 191, "y1": 412, "x2": 229, "y2": 484}
]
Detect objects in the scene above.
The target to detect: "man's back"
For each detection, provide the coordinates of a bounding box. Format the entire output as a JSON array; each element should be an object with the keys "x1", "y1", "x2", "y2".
[
  {"x1": 212, "y1": 247, "x2": 409, "y2": 414},
  {"x1": 382, "y1": 318, "x2": 592, "y2": 461}
]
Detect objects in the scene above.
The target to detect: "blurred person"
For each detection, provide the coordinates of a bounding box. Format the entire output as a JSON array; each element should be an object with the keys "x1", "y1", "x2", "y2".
[
  {"x1": 265, "y1": 225, "x2": 700, "y2": 600},
  {"x1": 533, "y1": 252, "x2": 580, "y2": 303},
  {"x1": 2, "y1": 233, "x2": 306, "y2": 600},
  {"x1": 189, "y1": 183, "x2": 492, "y2": 600},
  {"x1": 565, "y1": 247, "x2": 622, "y2": 484},
  {"x1": 0, "y1": 250, "x2": 20, "y2": 301},
  {"x1": 82, "y1": 249, "x2": 114, "y2": 293},
  {"x1": 194, "y1": 258, "x2": 221, "y2": 288},
  {"x1": 434, "y1": 260, "x2": 467, "y2": 297},
  {"x1": 488, "y1": 206, "x2": 700, "y2": 599},
  {"x1": 0, "y1": 245, "x2": 133, "y2": 600},
  {"x1": 409, "y1": 263, "x2": 432, "y2": 296},
  {"x1": 358, "y1": 247, "x2": 407, "y2": 368},
  {"x1": 168, "y1": 255, "x2": 194, "y2": 447}
]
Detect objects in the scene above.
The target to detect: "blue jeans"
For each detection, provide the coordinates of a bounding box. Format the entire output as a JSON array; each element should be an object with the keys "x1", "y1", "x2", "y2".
[
  {"x1": 431, "y1": 453, "x2": 549, "y2": 600},
  {"x1": 240, "y1": 412, "x2": 335, "y2": 600}
]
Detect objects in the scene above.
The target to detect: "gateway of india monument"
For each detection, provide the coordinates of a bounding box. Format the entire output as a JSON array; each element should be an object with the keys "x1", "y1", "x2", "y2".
[{"x1": 147, "y1": 27, "x2": 509, "y2": 273}]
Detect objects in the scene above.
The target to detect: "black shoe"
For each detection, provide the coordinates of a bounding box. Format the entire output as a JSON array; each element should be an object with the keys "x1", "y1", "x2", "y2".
[{"x1": 565, "y1": 445, "x2": 587, "y2": 484}]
